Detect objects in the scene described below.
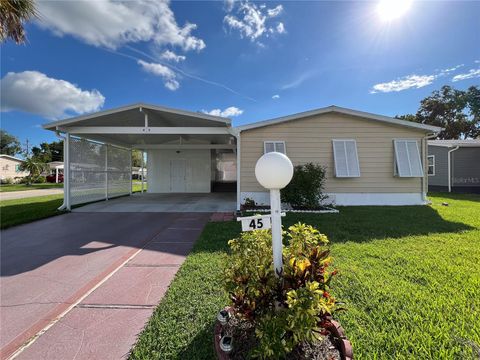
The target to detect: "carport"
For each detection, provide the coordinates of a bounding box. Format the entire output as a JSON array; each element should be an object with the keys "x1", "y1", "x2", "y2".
[{"x1": 43, "y1": 103, "x2": 239, "y2": 212}]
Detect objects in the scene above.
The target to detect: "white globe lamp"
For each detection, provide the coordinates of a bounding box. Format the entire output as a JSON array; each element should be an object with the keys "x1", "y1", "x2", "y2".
[
  {"x1": 255, "y1": 152, "x2": 294, "y2": 190},
  {"x1": 254, "y1": 152, "x2": 294, "y2": 277}
]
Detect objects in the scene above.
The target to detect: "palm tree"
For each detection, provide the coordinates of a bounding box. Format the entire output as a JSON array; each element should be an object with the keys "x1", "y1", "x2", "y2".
[
  {"x1": 19, "y1": 156, "x2": 47, "y2": 185},
  {"x1": 0, "y1": 0, "x2": 37, "y2": 44}
]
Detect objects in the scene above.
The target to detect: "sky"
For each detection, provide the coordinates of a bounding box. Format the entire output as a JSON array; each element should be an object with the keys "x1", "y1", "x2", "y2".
[{"x1": 1, "y1": 0, "x2": 479, "y2": 149}]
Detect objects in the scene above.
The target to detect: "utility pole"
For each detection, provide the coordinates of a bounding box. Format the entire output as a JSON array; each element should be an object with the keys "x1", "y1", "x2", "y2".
[{"x1": 24, "y1": 139, "x2": 30, "y2": 156}]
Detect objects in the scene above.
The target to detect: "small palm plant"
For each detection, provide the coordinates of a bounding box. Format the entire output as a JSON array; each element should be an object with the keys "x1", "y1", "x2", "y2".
[{"x1": 19, "y1": 156, "x2": 47, "y2": 185}]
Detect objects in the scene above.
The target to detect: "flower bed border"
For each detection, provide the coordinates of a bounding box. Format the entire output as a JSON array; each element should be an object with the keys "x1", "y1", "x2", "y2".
[{"x1": 213, "y1": 308, "x2": 353, "y2": 360}]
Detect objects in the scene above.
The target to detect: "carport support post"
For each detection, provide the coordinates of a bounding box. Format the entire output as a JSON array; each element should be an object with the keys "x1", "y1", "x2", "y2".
[
  {"x1": 65, "y1": 133, "x2": 71, "y2": 210},
  {"x1": 105, "y1": 144, "x2": 109, "y2": 200},
  {"x1": 129, "y1": 149, "x2": 133, "y2": 195},
  {"x1": 141, "y1": 150, "x2": 145, "y2": 193}
]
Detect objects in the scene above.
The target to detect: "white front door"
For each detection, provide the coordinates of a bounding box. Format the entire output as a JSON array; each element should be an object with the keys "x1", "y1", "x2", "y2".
[{"x1": 170, "y1": 159, "x2": 186, "y2": 192}]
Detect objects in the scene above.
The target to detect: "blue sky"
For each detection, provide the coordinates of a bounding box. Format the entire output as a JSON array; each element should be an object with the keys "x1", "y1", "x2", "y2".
[{"x1": 1, "y1": 0, "x2": 479, "y2": 148}]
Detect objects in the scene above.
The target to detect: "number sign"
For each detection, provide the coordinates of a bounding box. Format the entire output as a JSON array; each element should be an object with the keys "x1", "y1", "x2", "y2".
[{"x1": 238, "y1": 215, "x2": 272, "y2": 232}]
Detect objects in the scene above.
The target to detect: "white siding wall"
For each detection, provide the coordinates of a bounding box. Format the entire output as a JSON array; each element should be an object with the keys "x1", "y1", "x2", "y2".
[{"x1": 147, "y1": 149, "x2": 211, "y2": 193}]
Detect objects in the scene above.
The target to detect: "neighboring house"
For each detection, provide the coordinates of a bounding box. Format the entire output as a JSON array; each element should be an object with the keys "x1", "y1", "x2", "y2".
[
  {"x1": 43, "y1": 103, "x2": 442, "y2": 210},
  {"x1": 0, "y1": 155, "x2": 28, "y2": 181},
  {"x1": 428, "y1": 140, "x2": 480, "y2": 193}
]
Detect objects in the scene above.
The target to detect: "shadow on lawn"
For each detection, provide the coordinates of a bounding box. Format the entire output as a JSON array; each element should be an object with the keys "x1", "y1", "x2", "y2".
[{"x1": 281, "y1": 205, "x2": 474, "y2": 243}]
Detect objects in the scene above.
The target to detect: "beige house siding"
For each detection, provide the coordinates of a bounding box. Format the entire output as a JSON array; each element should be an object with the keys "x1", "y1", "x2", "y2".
[
  {"x1": 0, "y1": 157, "x2": 28, "y2": 180},
  {"x1": 240, "y1": 113, "x2": 427, "y2": 195}
]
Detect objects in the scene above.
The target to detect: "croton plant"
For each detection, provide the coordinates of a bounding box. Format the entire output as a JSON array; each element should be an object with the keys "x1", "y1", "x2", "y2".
[{"x1": 224, "y1": 223, "x2": 340, "y2": 358}]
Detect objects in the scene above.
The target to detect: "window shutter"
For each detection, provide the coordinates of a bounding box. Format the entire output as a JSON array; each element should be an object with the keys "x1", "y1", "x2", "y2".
[
  {"x1": 332, "y1": 140, "x2": 360, "y2": 177},
  {"x1": 394, "y1": 140, "x2": 424, "y2": 177}
]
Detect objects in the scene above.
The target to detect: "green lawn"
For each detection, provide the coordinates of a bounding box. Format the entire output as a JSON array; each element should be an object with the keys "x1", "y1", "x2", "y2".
[
  {"x1": 0, "y1": 194, "x2": 64, "y2": 229},
  {"x1": 130, "y1": 193, "x2": 480, "y2": 360},
  {"x1": 0, "y1": 183, "x2": 64, "y2": 192}
]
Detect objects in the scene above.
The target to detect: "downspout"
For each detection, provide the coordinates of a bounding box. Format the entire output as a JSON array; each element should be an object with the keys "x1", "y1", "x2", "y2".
[
  {"x1": 55, "y1": 130, "x2": 68, "y2": 211},
  {"x1": 447, "y1": 146, "x2": 460, "y2": 192}
]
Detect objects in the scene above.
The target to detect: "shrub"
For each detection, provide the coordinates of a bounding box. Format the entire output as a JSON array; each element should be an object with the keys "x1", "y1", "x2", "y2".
[
  {"x1": 281, "y1": 163, "x2": 328, "y2": 210},
  {"x1": 33, "y1": 176, "x2": 46, "y2": 184},
  {"x1": 1, "y1": 177, "x2": 14, "y2": 185},
  {"x1": 224, "y1": 223, "x2": 339, "y2": 358}
]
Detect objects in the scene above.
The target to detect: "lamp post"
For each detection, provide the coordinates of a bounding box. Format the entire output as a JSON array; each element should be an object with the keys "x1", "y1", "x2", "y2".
[{"x1": 255, "y1": 152, "x2": 294, "y2": 277}]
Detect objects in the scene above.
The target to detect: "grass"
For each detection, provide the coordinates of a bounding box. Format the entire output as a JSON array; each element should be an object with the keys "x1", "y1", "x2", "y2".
[
  {"x1": 130, "y1": 193, "x2": 480, "y2": 360},
  {"x1": 0, "y1": 183, "x2": 64, "y2": 192},
  {"x1": 0, "y1": 194, "x2": 64, "y2": 229}
]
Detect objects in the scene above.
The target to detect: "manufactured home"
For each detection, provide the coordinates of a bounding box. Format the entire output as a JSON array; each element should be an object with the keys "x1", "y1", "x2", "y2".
[
  {"x1": 0, "y1": 155, "x2": 28, "y2": 182},
  {"x1": 43, "y1": 104, "x2": 442, "y2": 211},
  {"x1": 428, "y1": 140, "x2": 480, "y2": 193}
]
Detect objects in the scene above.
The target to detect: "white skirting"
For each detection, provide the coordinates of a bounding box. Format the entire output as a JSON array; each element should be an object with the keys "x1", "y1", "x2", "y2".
[{"x1": 240, "y1": 191, "x2": 426, "y2": 206}]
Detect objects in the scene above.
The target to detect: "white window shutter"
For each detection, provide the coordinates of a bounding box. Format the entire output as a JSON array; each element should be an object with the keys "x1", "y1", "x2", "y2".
[
  {"x1": 394, "y1": 140, "x2": 424, "y2": 177},
  {"x1": 332, "y1": 140, "x2": 360, "y2": 177}
]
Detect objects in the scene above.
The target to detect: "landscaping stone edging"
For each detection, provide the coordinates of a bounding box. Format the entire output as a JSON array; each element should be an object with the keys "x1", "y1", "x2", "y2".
[{"x1": 213, "y1": 308, "x2": 353, "y2": 360}]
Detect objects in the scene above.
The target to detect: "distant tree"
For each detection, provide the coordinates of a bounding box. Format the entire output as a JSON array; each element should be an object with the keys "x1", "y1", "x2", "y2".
[
  {"x1": 31, "y1": 141, "x2": 63, "y2": 163},
  {"x1": 132, "y1": 150, "x2": 143, "y2": 168},
  {"x1": 0, "y1": 0, "x2": 37, "y2": 44},
  {"x1": 0, "y1": 129, "x2": 21, "y2": 156},
  {"x1": 396, "y1": 85, "x2": 480, "y2": 139}
]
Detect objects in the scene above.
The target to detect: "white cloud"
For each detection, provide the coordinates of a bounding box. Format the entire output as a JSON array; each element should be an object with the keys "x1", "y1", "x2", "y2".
[
  {"x1": 267, "y1": 5, "x2": 283, "y2": 18},
  {"x1": 272, "y1": 94, "x2": 280, "y2": 99},
  {"x1": 36, "y1": 0, "x2": 205, "y2": 51},
  {"x1": 452, "y1": 68, "x2": 480, "y2": 82},
  {"x1": 225, "y1": 0, "x2": 236, "y2": 12},
  {"x1": 281, "y1": 71, "x2": 315, "y2": 90},
  {"x1": 224, "y1": 1, "x2": 286, "y2": 43},
  {"x1": 202, "y1": 106, "x2": 244, "y2": 117},
  {"x1": 371, "y1": 74, "x2": 436, "y2": 93},
  {"x1": 438, "y1": 64, "x2": 464, "y2": 76},
  {"x1": 138, "y1": 60, "x2": 180, "y2": 91},
  {"x1": 0, "y1": 71, "x2": 105, "y2": 119},
  {"x1": 475, "y1": 60, "x2": 480, "y2": 64},
  {"x1": 160, "y1": 50, "x2": 186, "y2": 62}
]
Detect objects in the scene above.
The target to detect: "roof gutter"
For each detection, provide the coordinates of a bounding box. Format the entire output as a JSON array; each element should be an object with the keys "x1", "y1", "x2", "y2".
[{"x1": 447, "y1": 146, "x2": 460, "y2": 193}]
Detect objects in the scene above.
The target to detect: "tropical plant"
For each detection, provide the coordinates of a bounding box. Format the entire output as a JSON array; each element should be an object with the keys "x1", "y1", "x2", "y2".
[
  {"x1": 281, "y1": 163, "x2": 328, "y2": 209},
  {"x1": 0, "y1": 0, "x2": 37, "y2": 44},
  {"x1": 19, "y1": 155, "x2": 47, "y2": 185},
  {"x1": 224, "y1": 223, "x2": 340, "y2": 358}
]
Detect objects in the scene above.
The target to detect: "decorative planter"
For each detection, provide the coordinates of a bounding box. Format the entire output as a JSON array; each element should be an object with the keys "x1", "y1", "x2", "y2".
[{"x1": 213, "y1": 308, "x2": 353, "y2": 360}]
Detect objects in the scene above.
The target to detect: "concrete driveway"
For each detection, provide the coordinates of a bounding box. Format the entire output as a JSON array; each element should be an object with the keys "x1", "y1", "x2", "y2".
[{"x1": 0, "y1": 211, "x2": 210, "y2": 359}]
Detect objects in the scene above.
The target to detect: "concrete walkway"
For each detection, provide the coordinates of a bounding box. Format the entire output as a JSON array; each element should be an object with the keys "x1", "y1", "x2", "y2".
[
  {"x1": 0, "y1": 189, "x2": 63, "y2": 201},
  {"x1": 0, "y1": 212, "x2": 210, "y2": 359}
]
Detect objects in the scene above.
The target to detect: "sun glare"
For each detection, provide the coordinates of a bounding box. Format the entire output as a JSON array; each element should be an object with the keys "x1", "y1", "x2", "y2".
[{"x1": 377, "y1": 0, "x2": 413, "y2": 21}]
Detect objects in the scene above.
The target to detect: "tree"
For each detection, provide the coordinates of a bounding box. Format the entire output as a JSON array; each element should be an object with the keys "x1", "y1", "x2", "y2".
[
  {"x1": 0, "y1": 129, "x2": 21, "y2": 156},
  {"x1": 396, "y1": 85, "x2": 480, "y2": 140},
  {"x1": 31, "y1": 141, "x2": 63, "y2": 163},
  {"x1": 0, "y1": 0, "x2": 37, "y2": 44},
  {"x1": 132, "y1": 150, "x2": 143, "y2": 168},
  {"x1": 19, "y1": 155, "x2": 47, "y2": 185}
]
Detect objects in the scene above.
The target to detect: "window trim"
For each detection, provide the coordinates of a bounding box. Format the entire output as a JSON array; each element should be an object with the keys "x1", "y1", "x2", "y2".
[
  {"x1": 427, "y1": 155, "x2": 435, "y2": 176},
  {"x1": 263, "y1": 141, "x2": 286, "y2": 154},
  {"x1": 332, "y1": 139, "x2": 361, "y2": 178},
  {"x1": 393, "y1": 139, "x2": 424, "y2": 177}
]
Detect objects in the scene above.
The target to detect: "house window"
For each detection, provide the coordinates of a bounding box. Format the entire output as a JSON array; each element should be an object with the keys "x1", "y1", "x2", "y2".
[
  {"x1": 427, "y1": 155, "x2": 435, "y2": 176},
  {"x1": 264, "y1": 141, "x2": 286, "y2": 154},
  {"x1": 332, "y1": 139, "x2": 360, "y2": 177},
  {"x1": 15, "y1": 164, "x2": 21, "y2": 173},
  {"x1": 393, "y1": 140, "x2": 424, "y2": 177}
]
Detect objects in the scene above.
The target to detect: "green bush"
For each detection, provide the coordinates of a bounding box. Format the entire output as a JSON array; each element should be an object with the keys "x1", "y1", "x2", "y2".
[
  {"x1": 33, "y1": 176, "x2": 46, "y2": 184},
  {"x1": 225, "y1": 223, "x2": 339, "y2": 358},
  {"x1": 281, "y1": 163, "x2": 328, "y2": 209}
]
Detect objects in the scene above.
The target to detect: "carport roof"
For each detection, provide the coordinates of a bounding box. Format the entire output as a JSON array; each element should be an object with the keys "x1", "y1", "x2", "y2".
[{"x1": 43, "y1": 103, "x2": 231, "y2": 130}]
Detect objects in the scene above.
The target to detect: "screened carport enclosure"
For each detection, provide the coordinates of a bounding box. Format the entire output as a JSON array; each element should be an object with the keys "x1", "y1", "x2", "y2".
[{"x1": 43, "y1": 103, "x2": 238, "y2": 211}]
